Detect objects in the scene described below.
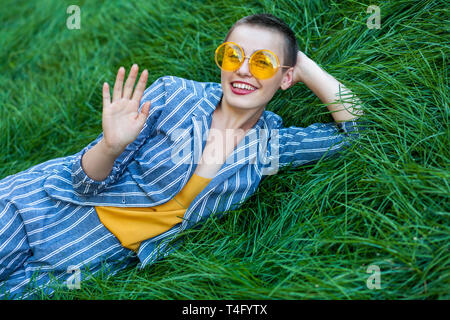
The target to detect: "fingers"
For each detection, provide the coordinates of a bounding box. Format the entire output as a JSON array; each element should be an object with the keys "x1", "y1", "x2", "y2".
[
  {"x1": 142, "y1": 100, "x2": 151, "y2": 114},
  {"x1": 131, "y1": 69, "x2": 148, "y2": 103},
  {"x1": 102, "y1": 82, "x2": 111, "y2": 108},
  {"x1": 112, "y1": 67, "x2": 125, "y2": 102},
  {"x1": 112, "y1": 64, "x2": 148, "y2": 103},
  {"x1": 138, "y1": 101, "x2": 151, "y2": 125},
  {"x1": 122, "y1": 64, "x2": 139, "y2": 99}
]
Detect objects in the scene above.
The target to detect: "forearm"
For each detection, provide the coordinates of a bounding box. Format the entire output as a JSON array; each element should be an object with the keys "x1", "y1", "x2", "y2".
[
  {"x1": 296, "y1": 55, "x2": 364, "y2": 122},
  {"x1": 81, "y1": 138, "x2": 123, "y2": 181}
]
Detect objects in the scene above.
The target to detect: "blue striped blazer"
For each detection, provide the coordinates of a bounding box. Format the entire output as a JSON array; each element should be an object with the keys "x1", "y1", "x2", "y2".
[{"x1": 42, "y1": 75, "x2": 365, "y2": 268}]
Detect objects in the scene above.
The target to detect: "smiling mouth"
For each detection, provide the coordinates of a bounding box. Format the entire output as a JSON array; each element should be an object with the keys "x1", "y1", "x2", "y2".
[{"x1": 230, "y1": 82, "x2": 257, "y2": 95}]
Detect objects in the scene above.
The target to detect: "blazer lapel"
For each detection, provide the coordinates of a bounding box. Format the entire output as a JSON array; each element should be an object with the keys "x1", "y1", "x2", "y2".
[{"x1": 180, "y1": 112, "x2": 265, "y2": 231}]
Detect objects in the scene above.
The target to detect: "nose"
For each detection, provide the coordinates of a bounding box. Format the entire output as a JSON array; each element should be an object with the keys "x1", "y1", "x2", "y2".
[{"x1": 236, "y1": 56, "x2": 252, "y2": 78}]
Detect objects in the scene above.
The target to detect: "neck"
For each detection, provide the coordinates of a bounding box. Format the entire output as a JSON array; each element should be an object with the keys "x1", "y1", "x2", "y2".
[{"x1": 215, "y1": 100, "x2": 264, "y2": 131}]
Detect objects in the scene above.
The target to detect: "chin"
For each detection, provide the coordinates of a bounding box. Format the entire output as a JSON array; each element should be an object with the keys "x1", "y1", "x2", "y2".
[
  {"x1": 224, "y1": 95, "x2": 261, "y2": 111},
  {"x1": 223, "y1": 89, "x2": 260, "y2": 109}
]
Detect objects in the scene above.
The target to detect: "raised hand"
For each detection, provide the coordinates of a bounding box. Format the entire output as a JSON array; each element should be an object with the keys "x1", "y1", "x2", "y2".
[
  {"x1": 101, "y1": 64, "x2": 151, "y2": 157},
  {"x1": 291, "y1": 50, "x2": 309, "y2": 86}
]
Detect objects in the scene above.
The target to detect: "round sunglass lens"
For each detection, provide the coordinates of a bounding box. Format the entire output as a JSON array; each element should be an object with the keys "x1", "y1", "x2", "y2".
[
  {"x1": 250, "y1": 51, "x2": 279, "y2": 79},
  {"x1": 215, "y1": 43, "x2": 242, "y2": 71}
]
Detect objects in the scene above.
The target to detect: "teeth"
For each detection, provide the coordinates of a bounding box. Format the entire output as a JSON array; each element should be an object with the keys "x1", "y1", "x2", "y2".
[{"x1": 232, "y1": 82, "x2": 256, "y2": 91}]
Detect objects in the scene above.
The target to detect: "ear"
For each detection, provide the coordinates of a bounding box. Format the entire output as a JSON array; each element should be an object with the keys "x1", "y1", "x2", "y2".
[{"x1": 280, "y1": 67, "x2": 294, "y2": 90}]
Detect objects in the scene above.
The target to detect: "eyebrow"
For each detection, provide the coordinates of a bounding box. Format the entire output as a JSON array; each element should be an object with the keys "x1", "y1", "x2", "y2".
[
  {"x1": 231, "y1": 41, "x2": 279, "y2": 57},
  {"x1": 242, "y1": 47, "x2": 264, "y2": 55}
]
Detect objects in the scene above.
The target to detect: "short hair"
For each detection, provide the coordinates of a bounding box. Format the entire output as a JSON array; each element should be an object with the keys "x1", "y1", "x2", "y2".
[{"x1": 224, "y1": 13, "x2": 298, "y2": 68}]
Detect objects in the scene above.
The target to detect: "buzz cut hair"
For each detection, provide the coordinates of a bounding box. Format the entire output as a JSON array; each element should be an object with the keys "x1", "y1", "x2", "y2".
[{"x1": 224, "y1": 13, "x2": 299, "y2": 68}]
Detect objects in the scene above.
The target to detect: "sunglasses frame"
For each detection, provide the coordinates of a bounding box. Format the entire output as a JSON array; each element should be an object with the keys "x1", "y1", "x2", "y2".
[{"x1": 215, "y1": 41, "x2": 291, "y2": 80}]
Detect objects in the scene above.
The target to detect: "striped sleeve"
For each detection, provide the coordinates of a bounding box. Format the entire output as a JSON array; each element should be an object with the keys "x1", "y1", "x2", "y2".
[
  {"x1": 274, "y1": 118, "x2": 366, "y2": 168},
  {"x1": 71, "y1": 76, "x2": 173, "y2": 196}
]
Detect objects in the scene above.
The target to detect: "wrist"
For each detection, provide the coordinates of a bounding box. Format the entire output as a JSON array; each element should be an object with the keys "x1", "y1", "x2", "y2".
[
  {"x1": 99, "y1": 138, "x2": 125, "y2": 159},
  {"x1": 294, "y1": 54, "x2": 314, "y2": 84}
]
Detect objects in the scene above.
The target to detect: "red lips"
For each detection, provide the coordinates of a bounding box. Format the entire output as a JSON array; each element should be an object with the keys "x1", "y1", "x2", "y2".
[{"x1": 230, "y1": 81, "x2": 257, "y2": 95}]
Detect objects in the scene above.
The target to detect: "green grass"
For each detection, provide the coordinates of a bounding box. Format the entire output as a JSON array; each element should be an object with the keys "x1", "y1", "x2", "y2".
[{"x1": 0, "y1": 0, "x2": 448, "y2": 299}]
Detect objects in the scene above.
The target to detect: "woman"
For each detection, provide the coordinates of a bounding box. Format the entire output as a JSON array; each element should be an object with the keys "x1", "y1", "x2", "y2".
[{"x1": 0, "y1": 13, "x2": 365, "y2": 299}]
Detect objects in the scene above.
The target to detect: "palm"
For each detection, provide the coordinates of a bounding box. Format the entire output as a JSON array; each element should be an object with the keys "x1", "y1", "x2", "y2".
[{"x1": 102, "y1": 64, "x2": 151, "y2": 155}]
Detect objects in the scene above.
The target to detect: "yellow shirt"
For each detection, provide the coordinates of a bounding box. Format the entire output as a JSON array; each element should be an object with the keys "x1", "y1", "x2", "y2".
[{"x1": 95, "y1": 173, "x2": 212, "y2": 252}]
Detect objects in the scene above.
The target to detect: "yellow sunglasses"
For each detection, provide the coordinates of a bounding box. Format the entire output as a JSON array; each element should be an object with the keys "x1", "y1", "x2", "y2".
[{"x1": 215, "y1": 41, "x2": 291, "y2": 80}]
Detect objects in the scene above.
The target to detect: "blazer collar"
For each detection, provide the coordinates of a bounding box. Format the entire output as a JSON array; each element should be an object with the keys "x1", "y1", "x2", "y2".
[
  {"x1": 190, "y1": 82, "x2": 269, "y2": 169},
  {"x1": 192, "y1": 82, "x2": 270, "y2": 128}
]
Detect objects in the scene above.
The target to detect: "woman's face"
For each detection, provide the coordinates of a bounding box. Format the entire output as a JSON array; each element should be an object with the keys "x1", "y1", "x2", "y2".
[{"x1": 220, "y1": 24, "x2": 294, "y2": 113}]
